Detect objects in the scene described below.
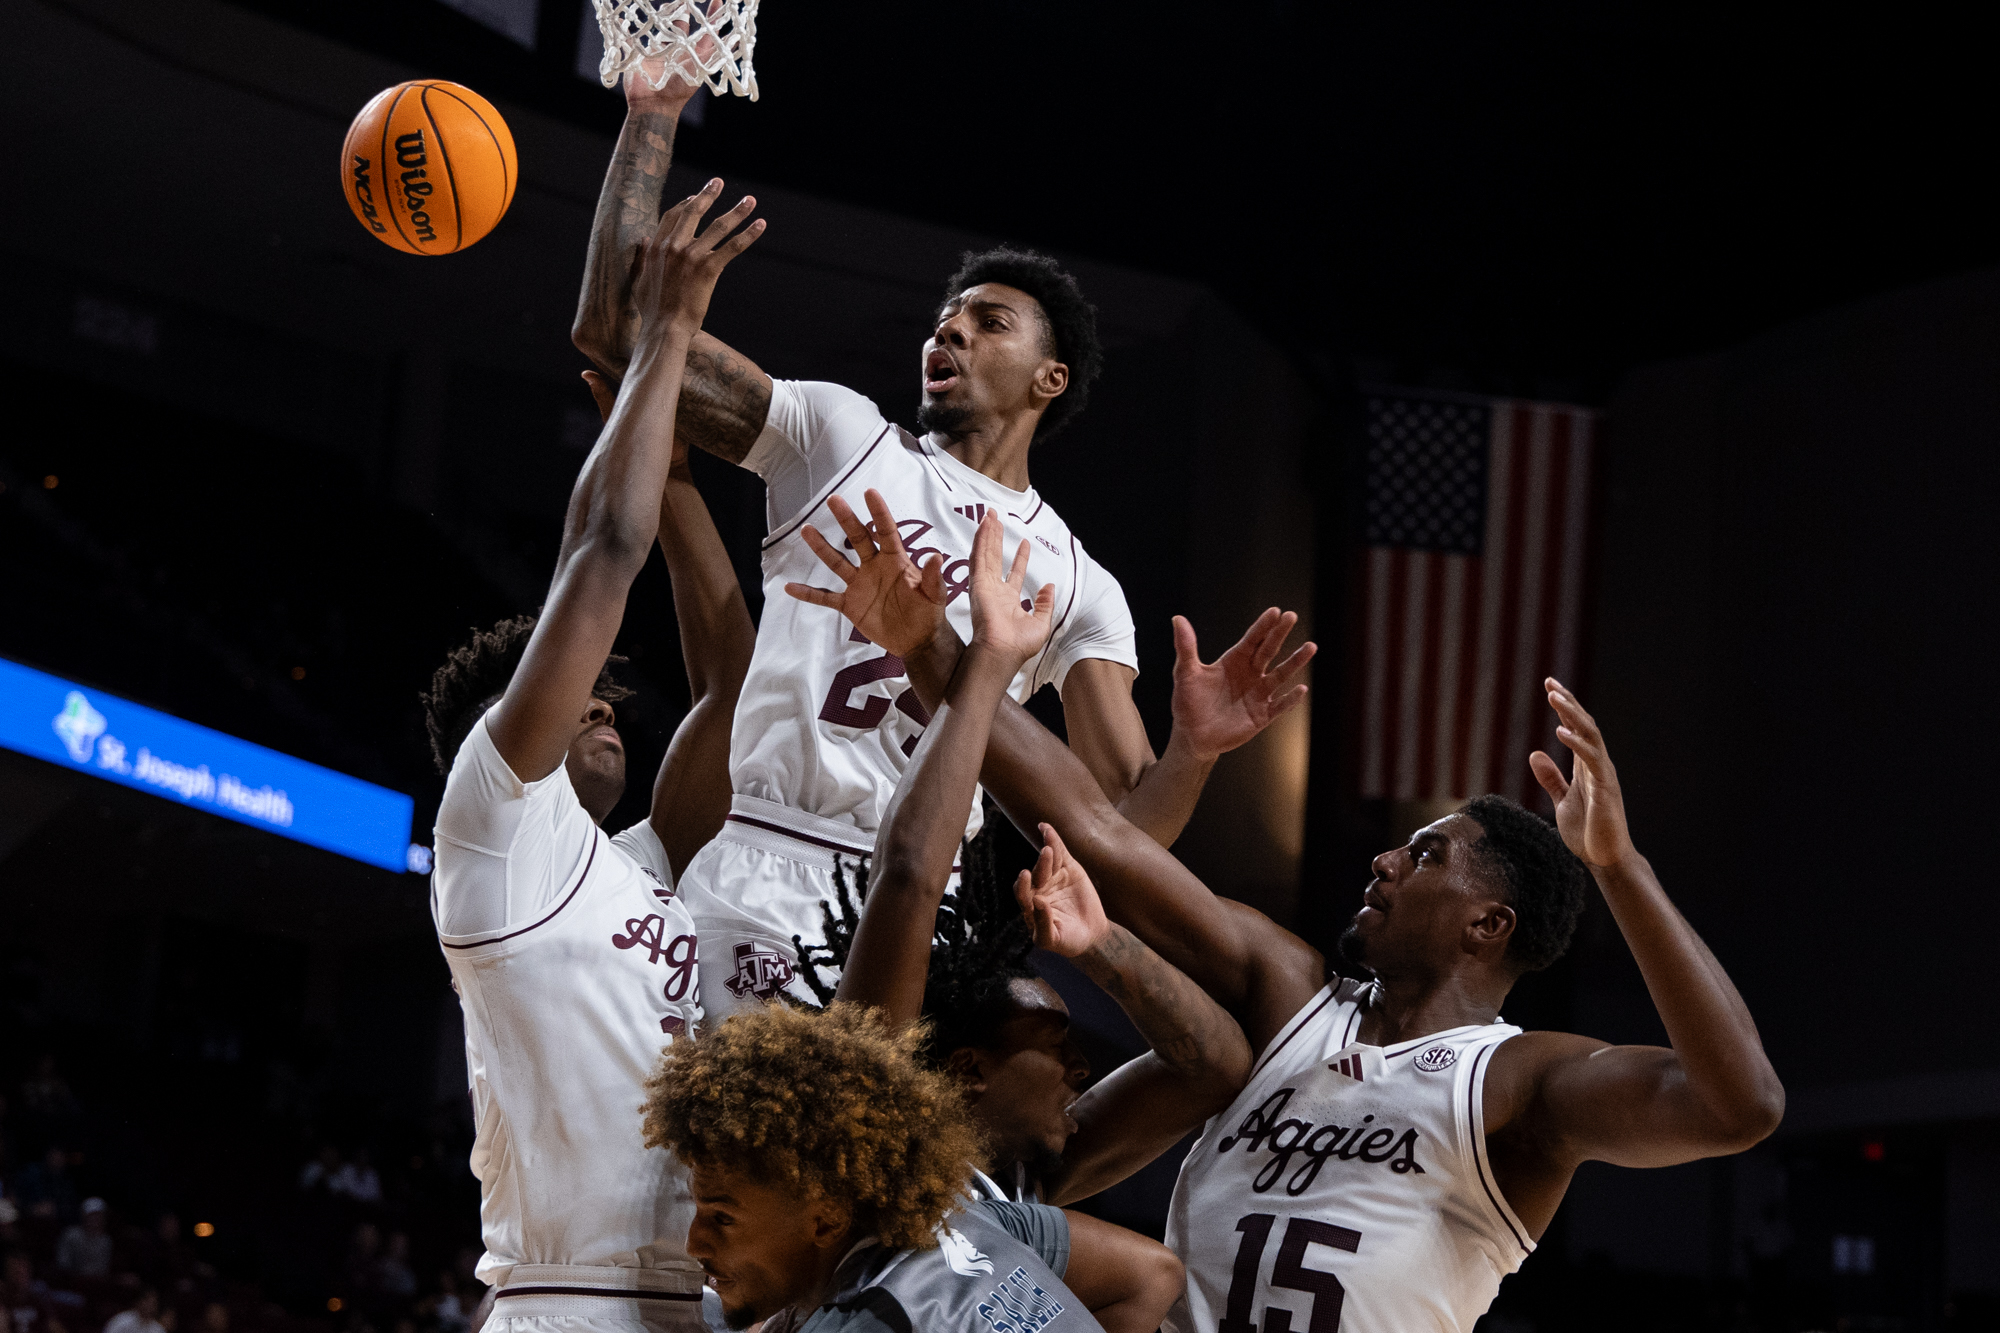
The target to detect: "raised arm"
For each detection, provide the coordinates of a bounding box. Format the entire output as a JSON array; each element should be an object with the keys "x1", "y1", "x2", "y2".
[
  {"x1": 571, "y1": 62, "x2": 773, "y2": 465},
  {"x1": 830, "y1": 500, "x2": 1053, "y2": 1023},
  {"x1": 1485, "y1": 681, "x2": 1785, "y2": 1233},
  {"x1": 786, "y1": 491, "x2": 1324, "y2": 1053},
  {"x1": 489, "y1": 181, "x2": 763, "y2": 782},
  {"x1": 577, "y1": 369, "x2": 755, "y2": 877},
  {"x1": 1063, "y1": 612, "x2": 1315, "y2": 847},
  {"x1": 1013, "y1": 824, "x2": 1252, "y2": 1204}
]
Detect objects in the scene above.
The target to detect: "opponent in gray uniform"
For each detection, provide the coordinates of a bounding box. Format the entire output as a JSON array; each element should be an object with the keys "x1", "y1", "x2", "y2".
[{"x1": 642, "y1": 1001, "x2": 1096, "y2": 1333}]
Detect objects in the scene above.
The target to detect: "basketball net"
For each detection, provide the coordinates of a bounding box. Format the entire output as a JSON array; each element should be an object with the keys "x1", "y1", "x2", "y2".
[{"x1": 592, "y1": 0, "x2": 759, "y2": 101}]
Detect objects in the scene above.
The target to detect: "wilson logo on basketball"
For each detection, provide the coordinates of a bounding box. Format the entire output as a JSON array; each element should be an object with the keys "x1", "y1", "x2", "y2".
[
  {"x1": 394, "y1": 131, "x2": 439, "y2": 243},
  {"x1": 1216, "y1": 1087, "x2": 1425, "y2": 1194},
  {"x1": 348, "y1": 156, "x2": 387, "y2": 233},
  {"x1": 1414, "y1": 1044, "x2": 1458, "y2": 1073}
]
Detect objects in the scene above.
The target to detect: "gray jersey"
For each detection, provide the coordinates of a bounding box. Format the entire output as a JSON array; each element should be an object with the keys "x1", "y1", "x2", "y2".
[{"x1": 794, "y1": 1200, "x2": 1098, "y2": 1333}]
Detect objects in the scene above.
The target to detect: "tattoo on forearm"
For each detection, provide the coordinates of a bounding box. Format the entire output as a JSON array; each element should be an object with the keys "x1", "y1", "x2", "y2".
[
  {"x1": 577, "y1": 110, "x2": 680, "y2": 372},
  {"x1": 675, "y1": 343, "x2": 769, "y2": 464},
  {"x1": 1081, "y1": 926, "x2": 1235, "y2": 1075}
]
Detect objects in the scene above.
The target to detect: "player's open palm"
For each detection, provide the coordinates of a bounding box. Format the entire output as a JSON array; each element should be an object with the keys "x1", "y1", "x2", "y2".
[
  {"x1": 1529, "y1": 678, "x2": 1636, "y2": 868},
  {"x1": 1170, "y1": 609, "x2": 1317, "y2": 760},
  {"x1": 785, "y1": 490, "x2": 948, "y2": 657},
  {"x1": 968, "y1": 512, "x2": 1054, "y2": 669},
  {"x1": 1014, "y1": 824, "x2": 1112, "y2": 958},
  {"x1": 633, "y1": 178, "x2": 763, "y2": 343}
]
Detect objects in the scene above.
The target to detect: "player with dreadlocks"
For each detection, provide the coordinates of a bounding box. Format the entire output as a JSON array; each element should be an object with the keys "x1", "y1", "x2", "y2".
[
  {"x1": 423, "y1": 182, "x2": 762, "y2": 1331},
  {"x1": 781, "y1": 505, "x2": 1254, "y2": 1330}
]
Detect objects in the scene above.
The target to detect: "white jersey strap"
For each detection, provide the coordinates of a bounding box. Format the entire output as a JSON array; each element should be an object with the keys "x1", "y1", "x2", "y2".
[{"x1": 1462, "y1": 1034, "x2": 1536, "y2": 1258}]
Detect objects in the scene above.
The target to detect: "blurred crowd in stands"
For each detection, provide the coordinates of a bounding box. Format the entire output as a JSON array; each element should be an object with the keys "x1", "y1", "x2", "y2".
[{"x1": 1, "y1": 1057, "x2": 486, "y2": 1333}]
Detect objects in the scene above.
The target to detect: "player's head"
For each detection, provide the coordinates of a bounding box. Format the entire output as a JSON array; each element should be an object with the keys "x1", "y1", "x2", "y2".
[
  {"x1": 643, "y1": 1003, "x2": 979, "y2": 1329},
  {"x1": 1339, "y1": 795, "x2": 1588, "y2": 986},
  {"x1": 421, "y1": 614, "x2": 634, "y2": 823},
  {"x1": 920, "y1": 839, "x2": 1090, "y2": 1178},
  {"x1": 917, "y1": 247, "x2": 1103, "y2": 445},
  {"x1": 793, "y1": 836, "x2": 1090, "y2": 1180}
]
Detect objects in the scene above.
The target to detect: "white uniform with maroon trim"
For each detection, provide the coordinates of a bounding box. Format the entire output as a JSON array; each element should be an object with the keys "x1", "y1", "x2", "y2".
[
  {"x1": 676, "y1": 380, "x2": 1137, "y2": 1020},
  {"x1": 433, "y1": 715, "x2": 708, "y2": 1332},
  {"x1": 1164, "y1": 978, "x2": 1533, "y2": 1333}
]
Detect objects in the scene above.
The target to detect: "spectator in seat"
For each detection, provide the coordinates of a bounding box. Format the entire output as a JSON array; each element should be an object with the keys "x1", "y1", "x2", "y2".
[
  {"x1": 373, "y1": 1236, "x2": 414, "y2": 1300},
  {"x1": 14, "y1": 1150, "x2": 78, "y2": 1223},
  {"x1": 16, "y1": 1060, "x2": 81, "y2": 1154},
  {"x1": 102, "y1": 1289, "x2": 165, "y2": 1333},
  {"x1": 429, "y1": 1273, "x2": 467, "y2": 1333},
  {"x1": 328, "y1": 1153, "x2": 380, "y2": 1205},
  {"x1": 55, "y1": 1200, "x2": 112, "y2": 1280},
  {"x1": 297, "y1": 1149, "x2": 342, "y2": 1195},
  {"x1": 5, "y1": 1252, "x2": 74, "y2": 1333}
]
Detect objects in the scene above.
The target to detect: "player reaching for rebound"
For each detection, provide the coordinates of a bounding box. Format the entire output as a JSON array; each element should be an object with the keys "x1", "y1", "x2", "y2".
[
  {"x1": 822, "y1": 498, "x2": 1252, "y2": 1227},
  {"x1": 786, "y1": 491, "x2": 1787, "y2": 1333},
  {"x1": 570, "y1": 64, "x2": 1314, "y2": 1019},
  {"x1": 424, "y1": 180, "x2": 761, "y2": 1329}
]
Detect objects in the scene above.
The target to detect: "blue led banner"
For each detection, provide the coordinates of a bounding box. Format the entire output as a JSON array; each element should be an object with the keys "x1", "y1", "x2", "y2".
[{"x1": 0, "y1": 656, "x2": 416, "y2": 872}]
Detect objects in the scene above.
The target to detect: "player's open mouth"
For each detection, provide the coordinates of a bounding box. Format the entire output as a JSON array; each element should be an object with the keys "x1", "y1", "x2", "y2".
[
  {"x1": 924, "y1": 350, "x2": 960, "y2": 394},
  {"x1": 1362, "y1": 887, "x2": 1388, "y2": 911}
]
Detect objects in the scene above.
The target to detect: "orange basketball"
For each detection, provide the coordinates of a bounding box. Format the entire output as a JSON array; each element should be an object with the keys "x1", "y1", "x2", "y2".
[{"x1": 340, "y1": 80, "x2": 518, "y2": 255}]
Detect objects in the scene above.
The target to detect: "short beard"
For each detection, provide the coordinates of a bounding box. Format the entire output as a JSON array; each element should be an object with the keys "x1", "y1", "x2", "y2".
[
  {"x1": 916, "y1": 399, "x2": 973, "y2": 438},
  {"x1": 1335, "y1": 924, "x2": 1376, "y2": 978}
]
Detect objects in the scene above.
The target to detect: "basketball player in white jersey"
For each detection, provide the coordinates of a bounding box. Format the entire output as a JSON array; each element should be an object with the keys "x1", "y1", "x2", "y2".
[
  {"x1": 426, "y1": 180, "x2": 763, "y2": 1332},
  {"x1": 571, "y1": 69, "x2": 1314, "y2": 1020},
  {"x1": 784, "y1": 493, "x2": 1788, "y2": 1333}
]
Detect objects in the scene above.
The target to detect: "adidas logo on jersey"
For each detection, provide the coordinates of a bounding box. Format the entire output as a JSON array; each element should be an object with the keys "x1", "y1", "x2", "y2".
[
  {"x1": 1329, "y1": 1053, "x2": 1366, "y2": 1082},
  {"x1": 953, "y1": 503, "x2": 988, "y2": 523},
  {"x1": 1216, "y1": 1087, "x2": 1425, "y2": 1195}
]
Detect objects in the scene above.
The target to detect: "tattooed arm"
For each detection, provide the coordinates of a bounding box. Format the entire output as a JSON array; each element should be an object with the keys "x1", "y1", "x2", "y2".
[{"x1": 572, "y1": 66, "x2": 774, "y2": 465}]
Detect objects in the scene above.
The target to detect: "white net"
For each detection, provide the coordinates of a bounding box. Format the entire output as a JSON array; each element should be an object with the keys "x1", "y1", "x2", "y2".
[{"x1": 592, "y1": 0, "x2": 759, "y2": 101}]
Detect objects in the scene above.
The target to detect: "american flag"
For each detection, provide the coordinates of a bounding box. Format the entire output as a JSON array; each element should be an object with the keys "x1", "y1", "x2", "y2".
[{"x1": 1355, "y1": 390, "x2": 1598, "y2": 804}]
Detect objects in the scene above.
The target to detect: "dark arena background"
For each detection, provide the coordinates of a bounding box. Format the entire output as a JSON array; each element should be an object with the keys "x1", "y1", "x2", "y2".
[{"x1": 2, "y1": 3, "x2": 1997, "y2": 1331}]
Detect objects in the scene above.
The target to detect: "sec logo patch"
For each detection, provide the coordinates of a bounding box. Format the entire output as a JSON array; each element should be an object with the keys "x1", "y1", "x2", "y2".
[{"x1": 1414, "y1": 1044, "x2": 1458, "y2": 1073}]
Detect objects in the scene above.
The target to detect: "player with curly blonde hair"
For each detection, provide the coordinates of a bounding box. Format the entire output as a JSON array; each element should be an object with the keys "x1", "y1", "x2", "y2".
[{"x1": 645, "y1": 1003, "x2": 1100, "y2": 1332}]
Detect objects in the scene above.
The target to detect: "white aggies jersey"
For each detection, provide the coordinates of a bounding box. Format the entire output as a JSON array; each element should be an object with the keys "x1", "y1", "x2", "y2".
[
  {"x1": 433, "y1": 715, "x2": 706, "y2": 1300},
  {"x1": 731, "y1": 379, "x2": 1138, "y2": 836},
  {"x1": 1166, "y1": 978, "x2": 1533, "y2": 1333}
]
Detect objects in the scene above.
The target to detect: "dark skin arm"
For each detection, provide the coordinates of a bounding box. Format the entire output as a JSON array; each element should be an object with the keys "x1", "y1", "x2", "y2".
[
  {"x1": 1016, "y1": 823, "x2": 1253, "y2": 1204},
  {"x1": 489, "y1": 182, "x2": 763, "y2": 782},
  {"x1": 1064, "y1": 611, "x2": 1314, "y2": 847},
  {"x1": 1481, "y1": 680, "x2": 1785, "y2": 1237},
  {"x1": 572, "y1": 58, "x2": 773, "y2": 465},
  {"x1": 832, "y1": 501, "x2": 1054, "y2": 1020},
  {"x1": 786, "y1": 491, "x2": 1322, "y2": 1056},
  {"x1": 1058, "y1": 1210, "x2": 1185, "y2": 1333},
  {"x1": 578, "y1": 371, "x2": 755, "y2": 879}
]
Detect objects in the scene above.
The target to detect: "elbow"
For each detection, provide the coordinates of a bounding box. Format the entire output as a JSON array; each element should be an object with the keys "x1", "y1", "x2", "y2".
[
  {"x1": 568, "y1": 518, "x2": 654, "y2": 578},
  {"x1": 1714, "y1": 1076, "x2": 1786, "y2": 1152},
  {"x1": 1133, "y1": 1242, "x2": 1186, "y2": 1328}
]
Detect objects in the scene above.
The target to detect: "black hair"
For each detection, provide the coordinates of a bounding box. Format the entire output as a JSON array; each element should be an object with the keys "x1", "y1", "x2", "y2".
[
  {"x1": 940, "y1": 247, "x2": 1103, "y2": 441},
  {"x1": 420, "y1": 614, "x2": 631, "y2": 775},
  {"x1": 793, "y1": 820, "x2": 1039, "y2": 1063},
  {"x1": 1460, "y1": 795, "x2": 1589, "y2": 974}
]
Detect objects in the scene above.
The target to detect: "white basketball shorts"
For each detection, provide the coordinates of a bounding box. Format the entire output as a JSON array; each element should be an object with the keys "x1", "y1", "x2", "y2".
[{"x1": 676, "y1": 795, "x2": 959, "y2": 1024}]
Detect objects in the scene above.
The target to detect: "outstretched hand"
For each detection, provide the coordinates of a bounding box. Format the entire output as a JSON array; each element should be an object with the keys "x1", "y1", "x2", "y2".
[
  {"x1": 1014, "y1": 824, "x2": 1113, "y2": 958},
  {"x1": 620, "y1": 2, "x2": 718, "y2": 110},
  {"x1": 968, "y1": 512, "x2": 1053, "y2": 669},
  {"x1": 1529, "y1": 678, "x2": 1636, "y2": 869},
  {"x1": 1170, "y1": 609, "x2": 1317, "y2": 760},
  {"x1": 784, "y1": 490, "x2": 948, "y2": 656},
  {"x1": 632, "y1": 178, "x2": 763, "y2": 348}
]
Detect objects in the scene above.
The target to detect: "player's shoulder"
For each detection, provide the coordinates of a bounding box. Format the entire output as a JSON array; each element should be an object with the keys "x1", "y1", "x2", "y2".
[
  {"x1": 798, "y1": 1286, "x2": 909, "y2": 1333},
  {"x1": 773, "y1": 378, "x2": 890, "y2": 432},
  {"x1": 1482, "y1": 1029, "x2": 1613, "y2": 1125}
]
